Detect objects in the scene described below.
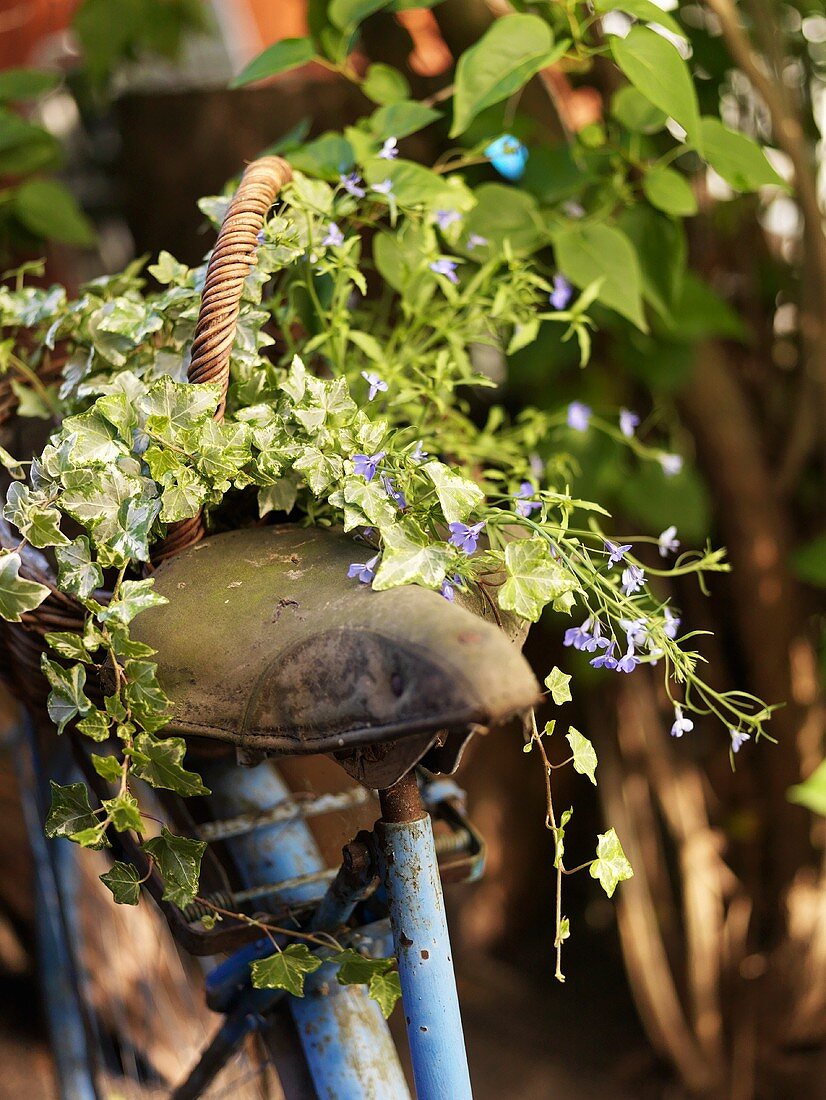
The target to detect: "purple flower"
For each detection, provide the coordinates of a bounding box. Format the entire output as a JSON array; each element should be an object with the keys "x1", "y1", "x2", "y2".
[
  {"x1": 591, "y1": 643, "x2": 617, "y2": 670},
  {"x1": 435, "y1": 209, "x2": 462, "y2": 231},
  {"x1": 730, "y1": 729, "x2": 750, "y2": 753},
  {"x1": 347, "y1": 553, "x2": 379, "y2": 585},
  {"x1": 378, "y1": 137, "x2": 398, "y2": 160},
  {"x1": 563, "y1": 200, "x2": 585, "y2": 219},
  {"x1": 351, "y1": 451, "x2": 386, "y2": 481},
  {"x1": 658, "y1": 525, "x2": 680, "y2": 557},
  {"x1": 467, "y1": 233, "x2": 488, "y2": 251},
  {"x1": 411, "y1": 440, "x2": 428, "y2": 462},
  {"x1": 615, "y1": 644, "x2": 640, "y2": 674},
  {"x1": 660, "y1": 453, "x2": 683, "y2": 477},
  {"x1": 621, "y1": 563, "x2": 645, "y2": 596},
  {"x1": 371, "y1": 178, "x2": 394, "y2": 198},
  {"x1": 429, "y1": 259, "x2": 459, "y2": 284},
  {"x1": 322, "y1": 222, "x2": 344, "y2": 247},
  {"x1": 515, "y1": 481, "x2": 541, "y2": 517},
  {"x1": 567, "y1": 402, "x2": 592, "y2": 432},
  {"x1": 256, "y1": 229, "x2": 266, "y2": 245},
  {"x1": 484, "y1": 134, "x2": 529, "y2": 181},
  {"x1": 620, "y1": 617, "x2": 648, "y2": 648},
  {"x1": 619, "y1": 408, "x2": 640, "y2": 438},
  {"x1": 563, "y1": 620, "x2": 592, "y2": 650},
  {"x1": 663, "y1": 606, "x2": 681, "y2": 639},
  {"x1": 529, "y1": 453, "x2": 544, "y2": 478},
  {"x1": 670, "y1": 704, "x2": 694, "y2": 738},
  {"x1": 440, "y1": 574, "x2": 464, "y2": 602},
  {"x1": 340, "y1": 172, "x2": 366, "y2": 198},
  {"x1": 382, "y1": 475, "x2": 406, "y2": 510},
  {"x1": 550, "y1": 275, "x2": 573, "y2": 311},
  {"x1": 605, "y1": 540, "x2": 632, "y2": 567},
  {"x1": 361, "y1": 370, "x2": 388, "y2": 401},
  {"x1": 448, "y1": 520, "x2": 485, "y2": 554}
]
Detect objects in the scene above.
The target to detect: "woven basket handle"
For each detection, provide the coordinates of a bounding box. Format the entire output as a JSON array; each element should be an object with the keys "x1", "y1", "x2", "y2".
[{"x1": 152, "y1": 155, "x2": 292, "y2": 562}]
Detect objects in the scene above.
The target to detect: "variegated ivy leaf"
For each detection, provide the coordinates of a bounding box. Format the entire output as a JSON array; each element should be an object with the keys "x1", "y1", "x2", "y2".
[
  {"x1": 566, "y1": 727, "x2": 597, "y2": 785},
  {"x1": 251, "y1": 944, "x2": 322, "y2": 996},
  {"x1": 422, "y1": 460, "x2": 484, "y2": 525},
  {"x1": 194, "y1": 420, "x2": 251, "y2": 482},
  {"x1": 372, "y1": 523, "x2": 452, "y2": 591},
  {"x1": 100, "y1": 860, "x2": 141, "y2": 905},
  {"x1": 122, "y1": 659, "x2": 172, "y2": 732},
  {"x1": 105, "y1": 497, "x2": 162, "y2": 564},
  {"x1": 44, "y1": 780, "x2": 102, "y2": 844},
  {"x1": 293, "y1": 447, "x2": 344, "y2": 495},
  {"x1": 88, "y1": 297, "x2": 163, "y2": 367},
  {"x1": 258, "y1": 476, "x2": 299, "y2": 517},
  {"x1": 139, "y1": 377, "x2": 223, "y2": 444},
  {"x1": 42, "y1": 655, "x2": 92, "y2": 734},
  {"x1": 498, "y1": 539, "x2": 578, "y2": 622},
  {"x1": 129, "y1": 733, "x2": 210, "y2": 797},
  {"x1": 554, "y1": 806, "x2": 573, "y2": 869},
  {"x1": 159, "y1": 467, "x2": 209, "y2": 522},
  {"x1": 332, "y1": 476, "x2": 397, "y2": 532},
  {"x1": 3, "y1": 482, "x2": 68, "y2": 548},
  {"x1": 141, "y1": 827, "x2": 206, "y2": 909},
  {"x1": 60, "y1": 407, "x2": 125, "y2": 464},
  {"x1": 102, "y1": 791, "x2": 143, "y2": 832},
  {"x1": 544, "y1": 666, "x2": 572, "y2": 705},
  {"x1": 54, "y1": 537, "x2": 103, "y2": 599},
  {"x1": 97, "y1": 579, "x2": 168, "y2": 626},
  {"x1": 589, "y1": 828, "x2": 633, "y2": 898},
  {"x1": 45, "y1": 630, "x2": 92, "y2": 663},
  {"x1": 279, "y1": 354, "x2": 308, "y2": 403},
  {"x1": 0, "y1": 551, "x2": 49, "y2": 622}
]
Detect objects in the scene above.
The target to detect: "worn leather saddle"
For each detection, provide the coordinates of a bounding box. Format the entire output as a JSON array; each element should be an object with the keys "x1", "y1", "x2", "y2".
[{"x1": 132, "y1": 525, "x2": 540, "y2": 788}]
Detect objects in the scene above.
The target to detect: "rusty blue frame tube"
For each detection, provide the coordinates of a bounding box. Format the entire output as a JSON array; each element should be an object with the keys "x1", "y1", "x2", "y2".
[
  {"x1": 379, "y1": 775, "x2": 473, "y2": 1100},
  {"x1": 201, "y1": 760, "x2": 410, "y2": 1100}
]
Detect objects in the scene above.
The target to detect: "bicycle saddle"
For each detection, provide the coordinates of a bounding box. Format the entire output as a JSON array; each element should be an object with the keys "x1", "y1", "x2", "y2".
[{"x1": 132, "y1": 524, "x2": 540, "y2": 788}]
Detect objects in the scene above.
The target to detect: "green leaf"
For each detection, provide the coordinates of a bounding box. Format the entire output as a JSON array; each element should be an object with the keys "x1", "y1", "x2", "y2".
[
  {"x1": 697, "y1": 117, "x2": 785, "y2": 192},
  {"x1": 54, "y1": 537, "x2": 103, "y2": 599},
  {"x1": 100, "y1": 860, "x2": 141, "y2": 905},
  {"x1": 141, "y1": 377, "x2": 223, "y2": 440},
  {"x1": 230, "y1": 38, "x2": 316, "y2": 87},
  {"x1": 422, "y1": 460, "x2": 484, "y2": 524},
  {"x1": 102, "y1": 791, "x2": 143, "y2": 832},
  {"x1": 367, "y1": 101, "x2": 441, "y2": 141},
  {"x1": 123, "y1": 659, "x2": 172, "y2": 732},
  {"x1": 0, "y1": 68, "x2": 60, "y2": 100},
  {"x1": 142, "y1": 827, "x2": 206, "y2": 909},
  {"x1": 498, "y1": 539, "x2": 578, "y2": 623},
  {"x1": 589, "y1": 828, "x2": 633, "y2": 898},
  {"x1": 91, "y1": 753, "x2": 122, "y2": 781},
  {"x1": 462, "y1": 184, "x2": 545, "y2": 256},
  {"x1": 791, "y1": 535, "x2": 826, "y2": 588},
  {"x1": 450, "y1": 14, "x2": 557, "y2": 137},
  {"x1": 544, "y1": 667, "x2": 572, "y2": 705},
  {"x1": 251, "y1": 944, "x2": 323, "y2": 996},
  {"x1": 362, "y1": 63, "x2": 409, "y2": 106},
  {"x1": 331, "y1": 948, "x2": 393, "y2": 985},
  {"x1": 45, "y1": 631, "x2": 91, "y2": 663},
  {"x1": 595, "y1": 0, "x2": 683, "y2": 37},
  {"x1": 97, "y1": 578, "x2": 168, "y2": 626},
  {"x1": 9, "y1": 378, "x2": 51, "y2": 419},
  {"x1": 363, "y1": 158, "x2": 473, "y2": 211},
  {"x1": 554, "y1": 806, "x2": 573, "y2": 868},
  {"x1": 611, "y1": 85, "x2": 667, "y2": 133},
  {"x1": 566, "y1": 727, "x2": 598, "y2": 785},
  {"x1": 372, "y1": 524, "x2": 452, "y2": 591},
  {"x1": 788, "y1": 760, "x2": 826, "y2": 817},
  {"x1": 0, "y1": 551, "x2": 49, "y2": 622},
  {"x1": 368, "y1": 969, "x2": 402, "y2": 1018},
  {"x1": 44, "y1": 780, "x2": 101, "y2": 842},
  {"x1": 610, "y1": 26, "x2": 700, "y2": 147},
  {"x1": 642, "y1": 166, "x2": 698, "y2": 217},
  {"x1": 616, "y1": 205, "x2": 685, "y2": 323},
  {"x1": 42, "y1": 656, "x2": 91, "y2": 734},
  {"x1": 77, "y1": 709, "x2": 112, "y2": 742},
  {"x1": 290, "y1": 132, "x2": 355, "y2": 180},
  {"x1": 13, "y1": 179, "x2": 94, "y2": 246},
  {"x1": 552, "y1": 222, "x2": 647, "y2": 331},
  {"x1": 129, "y1": 733, "x2": 210, "y2": 797}
]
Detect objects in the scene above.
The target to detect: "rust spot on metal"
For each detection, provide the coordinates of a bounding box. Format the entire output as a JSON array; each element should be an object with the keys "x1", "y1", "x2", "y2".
[
  {"x1": 379, "y1": 771, "x2": 425, "y2": 824},
  {"x1": 420, "y1": 949, "x2": 429, "y2": 960},
  {"x1": 400, "y1": 933, "x2": 413, "y2": 948}
]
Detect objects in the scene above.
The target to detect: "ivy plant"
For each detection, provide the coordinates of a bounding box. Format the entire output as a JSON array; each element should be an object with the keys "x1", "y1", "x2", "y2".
[{"x1": 0, "y1": 1, "x2": 783, "y2": 996}]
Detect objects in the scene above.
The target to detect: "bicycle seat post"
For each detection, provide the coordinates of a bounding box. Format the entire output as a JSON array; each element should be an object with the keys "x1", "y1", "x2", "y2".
[{"x1": 379, "y1": 772, "x2": 474, "y2": 1100}]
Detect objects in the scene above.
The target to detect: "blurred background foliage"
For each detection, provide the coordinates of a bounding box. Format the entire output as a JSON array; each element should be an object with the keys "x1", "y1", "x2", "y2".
[{"x1": 0, "y1": 1, "x2": 825, "y2": 1097}]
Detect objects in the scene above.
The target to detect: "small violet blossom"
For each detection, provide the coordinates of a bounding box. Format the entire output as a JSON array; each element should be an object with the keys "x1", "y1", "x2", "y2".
[
  {"x1": 340, "y1": 172, "x2": 366, "y2": 198},
  {"x1": 615, "y1": 644, "x2": 640, "y2": 674},
  {"x1": 658, "y1": 525, "x2": 680, "y2": 558},
  {"x1": 515, "y1": 481, "x2": 541, "y2": 517},
  {"x1": 605, "y1": 540, "x2": 632, "y2": 567},
  {"x1": 663, "y1": 606, "x2": 681, "y2": 639},
  {"x1": 550, "y1": 275, "x2": 573, "y2": 311},
  {"x1": 619, "y1": 408, "x2": 640, "y2": 438},
  {"x1": 591, "y1": 643, "x2": 617, "y2": 670},
  {"x1": 347, "y1": 554, "x2": 380, "y2": 585},
  {"x1": 378, "y1": 136, "x2": 398, "y2": 160},
  {"x1": 730, "y1": 729, "x2": 750, "y2": 753},
  {"x1": 448, "y1": 520, "x2": 485, "y2": 555},
  {"x1": 429, "y1": 259, "x2": 459, "y2": 284},
  {"x1": 440, "y1": 574, "x2": 464, "y2": 602},
  {"x1": 621, "y1": 563, "x2": 645, "y2": 596},
  {"x1": 435, "y1": 209, "x2": 461, "y2": 231},
  {"x1": 410, "y1": 440, "x2": 428, "y2": 463},
  {"x1": 660, "y1": 453, "x2": 683, "y2": 477},
  {"x1": 567, "y1": 401, "x2": 592, "y2": 432},
  {"x1": 484, "y1": 134, "x2": 529, "y2": 181},
  {"x1": 351, "y1": 450, "x2": 385, "y2": 482},
  {"x1": 671, "y1": 705, "x2": 694, "y2": 738},
  {"x1": 256, "y1": 229, "x2": 266, "y2": 245},
  {"x1": 564, "y1": 618, "x2": 610, "y2": 653},
  {"x1": 382, "y1": 475, "x2": 406, "y2": 510},
  {"x1": 361, "y1": 370, "x2": 388, "y2": 401},
  {"x1": 467, "y1": 233, "x2": 488, "y2": 251},
  {"x1": 371, "y1": 178, "x2": 395, "y2": 198},
  {"x1": 322, "y1": 222, "x2": 344, "y2": 248}
]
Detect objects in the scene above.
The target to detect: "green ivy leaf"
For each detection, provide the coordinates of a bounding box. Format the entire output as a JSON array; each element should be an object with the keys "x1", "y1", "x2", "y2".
[
  {"x1": 372, "y1": 524, "x2": 452, "y2": 591},
  {"x1": 129, "y1": 733, "x2": 210, "y2": 797},
  {"x1": 77, "y1": 709, "x2": 112, "y2": 742},
  {"x1": 0, "y1": 551, "x2": 50, "y2": 621},
  {"x1": 45, "y1": 630, "x2": 91, "y2": 663},
  {"x1": 697, "y1": 117, "x2": 785, "y2": 192},
  {"x1": 102, "y1": 791, "x2": 143, "y2": 832},
  {"x1": 554, "y1": 806, "x2": 573, "y2": 868},
  {"x1": 610, "y1": 26, "x2": 701, "y2": 148},
  {"x1": 566, "y1": 727, "x2": 598, "y2": 785},
  {"x1": 122, "y1": 659, "x2": 172, "y2": 732},
  {"x1": 462, "y1": 184, "x2": 545, "y2": 257},
  {"x1": 422, "y1": 461, "x2": 484, "y2": 525},
  {"x1": 251, "y1": 944, "x2": 323, "y2": 996},
  {"x1": 91, "y1": 753, "x2": 123, "y2": 782},
  {"x1": 589, "y1": 828, "x2": 633, "y2": 898},
  {"x1": 552, "y1": 222, "x2": 647, "y2": 331},
  {"x1": 42, "y1": 656, "x2": 91, "y2": 734},
  {"x1": 230, "y1": 38, "x2": 316, "y2": 87},
  {"x1": 100, "y1": 860, "x2": 141, "y2": 905},
  {"x1": 498, "y1": 539, "x2": 578, "y2": 623},
  {"x1": 54, "y1": 537, "x2": 103, "y2": 599},
  {"x1": 44, "y1": 780, "x2": 101, "y2": 842},
  {"x1": 450, "y1": 14, "x2": 558, "y2": 137},
  {"x1": 97, "y1": 578, "x2": 168, "y2": 626},
  {"x1": 141, "y1": 827, "x2": 206, "y2": 909},
  {"x1": 367, "y1": 968, "x2": 402, "y2": 1019},
  {"x1": 544, "y1": 667, "x2": 572, "y2": 705}
]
